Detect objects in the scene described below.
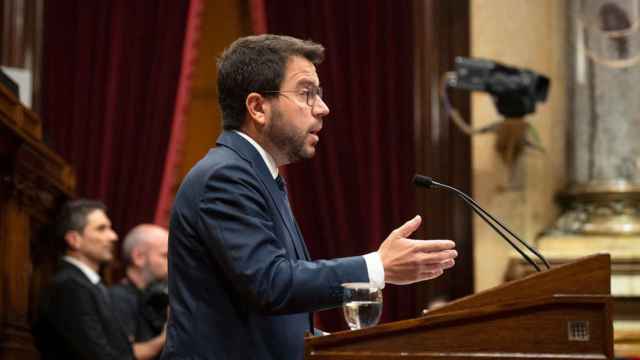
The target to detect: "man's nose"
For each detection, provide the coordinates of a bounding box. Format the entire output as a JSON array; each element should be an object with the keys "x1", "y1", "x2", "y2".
[{"x1": 312, "y1": 97, "x2": 330, "y2": 118}]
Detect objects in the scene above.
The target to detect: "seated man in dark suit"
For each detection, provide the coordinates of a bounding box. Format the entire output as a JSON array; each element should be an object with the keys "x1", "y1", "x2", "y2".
[
  {"x1": 162, "y1": 34, "x2": 459, "y2": 360},
  {"x1": 34, "y1": 199, "x2": 134, "y2": 360}
]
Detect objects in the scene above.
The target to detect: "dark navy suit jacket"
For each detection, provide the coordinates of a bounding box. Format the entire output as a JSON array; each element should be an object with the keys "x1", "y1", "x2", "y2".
[
  {"x1": 34, "y1": 261, "x2": 134, "y2": 360},
  {"x1": 161, "y1": 131, "x2": 368, "y2": 360}
]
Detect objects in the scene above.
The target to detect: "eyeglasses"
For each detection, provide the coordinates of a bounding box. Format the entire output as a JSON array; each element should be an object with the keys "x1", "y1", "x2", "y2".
[{"x1": 261, "y1": 85, "x2": 323, "y2": 107}]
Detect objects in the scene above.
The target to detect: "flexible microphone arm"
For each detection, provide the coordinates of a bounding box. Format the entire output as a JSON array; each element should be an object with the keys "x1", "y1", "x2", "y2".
[{"x1": 413, "y1": 174, "x2": 550, "y2": 272}]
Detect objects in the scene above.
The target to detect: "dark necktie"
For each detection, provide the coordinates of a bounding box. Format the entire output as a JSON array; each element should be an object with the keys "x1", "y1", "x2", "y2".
[
  {"x1": 96, "y1": 281, "x2": 111, "y2": 304},
  {"x1": 276, "y1": 175, "x2": 315, "y2": 332},
  {"x1": 275, "y1": 175, "x2": 310, "y2": 260},
  {"x1": 275, "y1": 174, "x2": 286, "y2": 192},
  {"x1": 275, "y1": 175, "x2": 291, "y2": 208}
]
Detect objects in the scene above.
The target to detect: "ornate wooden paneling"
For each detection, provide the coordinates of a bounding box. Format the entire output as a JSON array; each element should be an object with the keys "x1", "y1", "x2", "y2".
[{"x1": 0, "y1": 83, "x2": 74, "y2": 360}]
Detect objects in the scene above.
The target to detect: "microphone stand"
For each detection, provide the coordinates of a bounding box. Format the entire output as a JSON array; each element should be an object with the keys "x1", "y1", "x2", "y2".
[{"x1": 414, "y1": 174, "x2": 550, "y2": 272}]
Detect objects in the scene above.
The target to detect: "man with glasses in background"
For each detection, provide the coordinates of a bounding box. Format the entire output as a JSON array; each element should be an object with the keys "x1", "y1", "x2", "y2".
[{"x1": 162, "y1": 34, "x2": 458, "y2": 360}]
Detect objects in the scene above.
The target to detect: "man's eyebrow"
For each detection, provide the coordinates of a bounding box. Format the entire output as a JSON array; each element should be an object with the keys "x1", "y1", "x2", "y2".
[{"x1": 294, "y1": 79, "x2": 318, "y2": 88}]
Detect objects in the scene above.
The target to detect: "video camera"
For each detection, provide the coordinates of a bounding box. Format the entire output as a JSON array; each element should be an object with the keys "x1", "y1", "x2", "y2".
[{"x1": 448, "y1": 57, "x2": 550, "y2": 118}]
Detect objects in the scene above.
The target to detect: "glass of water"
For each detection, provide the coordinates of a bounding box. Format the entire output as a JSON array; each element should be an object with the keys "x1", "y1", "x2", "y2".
[{"x1": 341, "y1": 283, "x2": 383, "y2": 330}]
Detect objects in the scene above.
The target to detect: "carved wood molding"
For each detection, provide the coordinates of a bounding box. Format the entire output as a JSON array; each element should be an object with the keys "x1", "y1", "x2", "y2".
[
  {"x1": 0, "y1": 83, "x2": 75, "y2": 217},
  {"x1": 0, "y1": 82, "x2": 41, "y2": 141},
  {"x1": 1, "y1": 143, "x2": 74, "y2": 219},
  {"x1": 0, "y1": 321, "x2": 39, "y2": 356}
]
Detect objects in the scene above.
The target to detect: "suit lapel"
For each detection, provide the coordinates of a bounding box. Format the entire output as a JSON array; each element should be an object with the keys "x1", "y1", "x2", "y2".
[
  {"x1": 60, "y1": 262, "x2": 113, "y2": 321},
  {"x1": 290, "y1": 216, "x2": 311, "y2": 260},
  {"x1": 217, "y1": 131, "x2": 307, "y2": 260}
]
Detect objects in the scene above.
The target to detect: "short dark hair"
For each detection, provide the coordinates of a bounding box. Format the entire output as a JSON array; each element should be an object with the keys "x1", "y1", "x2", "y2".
[
  {"x1": 56, "y1": 199, "x2": 107, "y2": 247},
  {"x1": 217, "y1": 34, "x2": 325, "y2": 130}
]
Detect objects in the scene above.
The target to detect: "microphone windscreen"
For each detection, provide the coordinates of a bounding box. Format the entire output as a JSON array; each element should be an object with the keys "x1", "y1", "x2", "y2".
[{"x1": 413, "y1": 174, "x2": 434, "y2": 188}]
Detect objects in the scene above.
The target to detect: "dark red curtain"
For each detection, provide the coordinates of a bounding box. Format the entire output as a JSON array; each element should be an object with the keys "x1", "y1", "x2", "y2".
[
  {"x1": 42, "y1": 0, "x2": 190, "y2": 236},
  {"x1": 265, "y1": 0, "x2": 417, "y2": 331}
]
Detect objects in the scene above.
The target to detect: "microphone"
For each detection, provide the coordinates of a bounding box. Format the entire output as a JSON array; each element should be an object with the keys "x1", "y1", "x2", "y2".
[{"x1": 413, "y1": 174, "x2": 550, "y2": 272}]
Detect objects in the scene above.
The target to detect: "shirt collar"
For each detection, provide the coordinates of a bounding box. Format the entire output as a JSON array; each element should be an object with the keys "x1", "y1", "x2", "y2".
[
  {"x1": 234, "y1": 130, "x2": 279, "y2": 179},
  {"x1": 63, "y1": 255, "x2": 101, "y2": 284}
]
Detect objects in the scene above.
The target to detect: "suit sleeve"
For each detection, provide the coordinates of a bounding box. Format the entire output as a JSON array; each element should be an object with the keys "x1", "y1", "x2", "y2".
[
  {"x1": 47, "y1": 279, "x2": 134, "y2": 360},
  {"x1": 196, "y1": 162, "x2": 369, "y2": 314}
]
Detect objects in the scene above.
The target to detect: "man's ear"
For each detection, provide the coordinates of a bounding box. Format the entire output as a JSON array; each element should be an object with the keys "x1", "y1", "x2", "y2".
[
  {"x1": 64, "y1": 230, "x2": 82, "y2": 250},
  {"x1": 246, "y1": 92, "x2": 270, "y2": 127},
  {"x1": 131, "y1": 247, "x2": 146, "y2": 267}
]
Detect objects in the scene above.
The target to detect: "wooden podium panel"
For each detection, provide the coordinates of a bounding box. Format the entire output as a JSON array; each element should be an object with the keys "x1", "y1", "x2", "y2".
[
  {"x1": 305, "y1": 254, "x2": 614, "y2": 359},
  {"x1": 0, "y1": 83, "x2": 75, "y2": 360}
]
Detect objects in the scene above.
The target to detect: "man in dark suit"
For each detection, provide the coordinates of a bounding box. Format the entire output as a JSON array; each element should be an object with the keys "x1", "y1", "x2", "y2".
[
  {"x1": 34, "y1": 199, "x2": 135, "y2": 360},
  {"x1": 162, "y1": 34, "x2": 459, "y2": 360}
]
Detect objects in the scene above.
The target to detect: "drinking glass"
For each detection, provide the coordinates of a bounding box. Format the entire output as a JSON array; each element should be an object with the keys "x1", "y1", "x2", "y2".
[{"x1": 341, "y1": 283, "x2": 383, "y2": 330}]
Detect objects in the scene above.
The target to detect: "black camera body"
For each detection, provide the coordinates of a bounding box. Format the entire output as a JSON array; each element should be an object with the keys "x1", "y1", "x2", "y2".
[
  {"x1": 141, "y1": 280, "x2": 169, "y2": 333},
  {"x1": 449, "y1": 57, "x2": 550, "y2": 117}
]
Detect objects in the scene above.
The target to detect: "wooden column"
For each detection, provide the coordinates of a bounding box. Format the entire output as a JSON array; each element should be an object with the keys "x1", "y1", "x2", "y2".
[
  {"x1": 0, "y1": 0, "x2": 44, "y2": 112},
  {"x1": 412, "y1": 0, "x2": 473, "y2": 310},
  {"x1": 0, "y1": 83, "x2": 74, "y2": 359}
]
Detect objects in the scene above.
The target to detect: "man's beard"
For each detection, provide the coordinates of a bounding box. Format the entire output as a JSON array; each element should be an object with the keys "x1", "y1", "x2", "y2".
[
  {"x1": 266, "y1": 106, "x2": 311, "y2": 164},
  {"x1": 141, "y1": 264, "x2": 157, "y2": 286}
]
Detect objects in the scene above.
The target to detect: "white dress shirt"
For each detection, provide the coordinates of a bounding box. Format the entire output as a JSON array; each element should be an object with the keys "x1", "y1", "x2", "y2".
[{"x1": 63, "y1": 255, "x2": 101, "y2": 285}]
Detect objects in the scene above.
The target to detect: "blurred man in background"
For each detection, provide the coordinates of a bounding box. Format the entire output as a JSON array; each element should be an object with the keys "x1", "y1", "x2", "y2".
[
  {"x1": 34, "y1": 199, "x2": 134, "y2": 360},
  {"x1": 110, "y1": 224, "x2": 169, "y2": 359},
  {"x1": 35, "y1": 200, "x2": 167, "y2": 360}
]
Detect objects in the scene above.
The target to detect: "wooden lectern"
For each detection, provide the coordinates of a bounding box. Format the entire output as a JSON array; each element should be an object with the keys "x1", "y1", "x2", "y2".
[{"x1": 305, "y1": 254, "x2": 614, "y2": 359}]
